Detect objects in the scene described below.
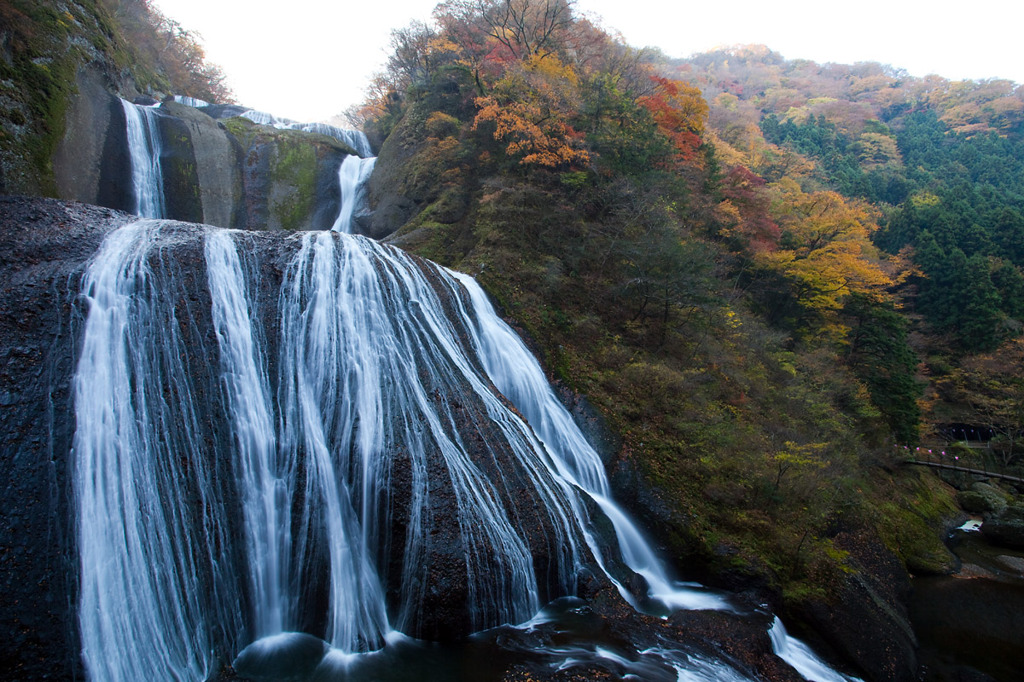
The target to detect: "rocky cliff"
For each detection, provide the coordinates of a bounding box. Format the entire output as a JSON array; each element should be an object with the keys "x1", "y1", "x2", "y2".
[
  {"x1": 52, "y1": 76, "x2": 360, "y2": 231},
  {"x1": 3, "y1": 1, "x2": 367, "y2": 234},
  {"x1": 0, "y1": 197, "x2": 134, "y2": 678}
]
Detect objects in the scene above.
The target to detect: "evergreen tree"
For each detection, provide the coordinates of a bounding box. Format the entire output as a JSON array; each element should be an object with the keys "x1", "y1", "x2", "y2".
[{"x1": 843, "y1": 293, "x2": 922, "y2": 444}]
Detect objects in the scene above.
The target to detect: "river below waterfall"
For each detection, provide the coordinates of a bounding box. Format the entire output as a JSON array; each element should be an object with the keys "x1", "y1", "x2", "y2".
[{"x1": 910, "y1": 525, "x2": 1024, "y2": 681}]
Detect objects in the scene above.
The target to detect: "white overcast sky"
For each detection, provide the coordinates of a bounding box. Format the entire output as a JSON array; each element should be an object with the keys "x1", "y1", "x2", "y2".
[{"x1": 153, "y1": 0, "x2": 1023, "y2": 123}]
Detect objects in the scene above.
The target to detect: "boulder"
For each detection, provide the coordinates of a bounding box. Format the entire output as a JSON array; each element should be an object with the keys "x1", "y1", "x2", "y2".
[
  {"x1": 958, "y1": 482, "x2": 1009, "y2": 514},
  {"x1": 54, "y1": 67, "x2": 129, "y2": 210},
  {"x1": 982, "y1": 505, "x2": 1024, "y2": 550},
  {"x1": 788, "y1": 530, "x2": 918, "y2": 682},
  {"x1": 159, "y1": 101, "x2": 243, "y2": 228},
  {"x1": 219, "y1": 117, "x2": 349, "y2": 231},
  {"x1": 233, "y1": 633, "x2": 329, "y2": 681}
]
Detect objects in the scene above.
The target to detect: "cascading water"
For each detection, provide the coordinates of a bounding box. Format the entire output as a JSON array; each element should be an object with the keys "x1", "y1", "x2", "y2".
[
  {"x1": 120, "y1": 99, "x2": 166, "y2": 218},
  {"x1": 239, "y1": 108, "x2": 374, "y2": 156},
  {"x1": 331, "y1": 154, "x2": 377, "y2": 233},
  {"x1": 73, "y1": 223, "x2": 598, "y2": 678},
  {"x1": 171, "y1": 94, "x2": 212, "y2": 109},
  {"x1": 769, "y1": 618, "x2": 862, "y2": 682},
  {"x1": 72, "y1": 220, "x2": 857, "y2": 681},
  {"x1": 73, "y1": 221, "x2": 237, "y2": 682},
  {"x1": 206, "y1": 231, "x2": 287, "y2": 638},
  {"x1": 452, "y1": 272, "x2": 728, "y2": 613}
]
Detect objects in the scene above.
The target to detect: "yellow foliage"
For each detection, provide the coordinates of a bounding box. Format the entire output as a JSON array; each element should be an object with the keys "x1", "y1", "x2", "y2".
[
  {"x1": 706, "y1": 131, "x2": 746, "y2": 167},
  {"x1": 909, "y1": 191, "x2": 941, "y2": 208},
  {"x1": 524, "y1": 51, "x2": 579, "y2": 87},
  {"x1": 474, "y1": 96, "x2": 589, "y2": 168},
  {"x1": 759, "y1": 181, "x2": 892, "y2": 337},
  {"x1": 854, "y1": 132, "x2": 903, "y2": 170},
  {"x1": 472, "y1": 54, "x2": 589, "y2": 168},
  {"x1": 425, "y1": 111, "x2": 461, "y2": 139}
]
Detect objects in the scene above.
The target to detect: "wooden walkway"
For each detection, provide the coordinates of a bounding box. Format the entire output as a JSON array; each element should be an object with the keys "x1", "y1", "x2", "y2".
[{"x1": 905, "y1": 459, "x2": 1024, "y2": 485}]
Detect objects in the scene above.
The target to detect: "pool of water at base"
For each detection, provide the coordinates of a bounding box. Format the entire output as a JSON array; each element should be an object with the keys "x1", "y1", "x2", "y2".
[{"x1": 909, "y1": 527, "x2": 1024, "y2": 682}]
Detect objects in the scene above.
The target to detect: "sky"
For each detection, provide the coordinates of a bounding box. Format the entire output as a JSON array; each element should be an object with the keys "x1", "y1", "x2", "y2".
[{"x1": 153, "y1": 0, "x2": 1023, "y2": 123}]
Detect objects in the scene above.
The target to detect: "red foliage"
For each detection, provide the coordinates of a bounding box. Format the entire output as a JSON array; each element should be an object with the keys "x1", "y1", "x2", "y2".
[
  {"x1": 721, "y1": 165, "x2": 781, "y2": 252},
  {"x1": 637, "y1": 76, "x2": 708, "y2": 163}
]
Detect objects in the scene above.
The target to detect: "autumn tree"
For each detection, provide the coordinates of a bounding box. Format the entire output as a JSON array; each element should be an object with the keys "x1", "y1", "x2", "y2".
[
  {"x1": 472, "y1": 53, "x2": 589, "y2": 168},
  {"x1": 755, "y1": 179, "x2": 890, "y2": 340},
  {"x1": 636, "y1": 76, "x2": 708, "y2": 163},
  {"x1": 715, "y1": 165, "x2": 780, "y2": 253},
  {"x1": 100, "y1": 0, "x2": 233, "y2": 102},
  {"x1": 438, "y1": 0, "x2": 576, "y2": 61}
]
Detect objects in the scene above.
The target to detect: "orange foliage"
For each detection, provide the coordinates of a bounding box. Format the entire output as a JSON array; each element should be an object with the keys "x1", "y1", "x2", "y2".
[
  {"x1": 472, "y1": 54, "x2": 589, "y2": 168},
  {"x1": 636, "y1": 76, "x2": 708, "y2": 162},
  {"x1": 474, "y1": 96, "x2": 588, "y2": 167}
]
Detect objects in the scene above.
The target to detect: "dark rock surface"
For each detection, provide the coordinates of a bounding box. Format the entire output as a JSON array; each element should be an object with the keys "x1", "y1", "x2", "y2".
[
  {"x1": 367, "y1": 108, "x2": 437, "y2": 239},
  {"x1": 789, "y1": 529, "x2": 918, "y2": 682},
  {"x1": 958, "y1": 482, "x2": 1010, "y2": 514},
  {"x1": 218, "y1": 118, "x2": 351, "y2": 232},
  {"x1": 982, "y1": 505, "x2": 1024, "y2": 549},
  {"x1": 232, "y1": 633, "x2": 329, "y2": 681},
  {"x1": 159, "y1": 101, "x2": 242, "y2": 226},
  {"x1": 0, "y1": 196, "x2": 132, "y2": 679},
  {"x1": 54, "y1": 67, "x2": 127, "y2": 210}
]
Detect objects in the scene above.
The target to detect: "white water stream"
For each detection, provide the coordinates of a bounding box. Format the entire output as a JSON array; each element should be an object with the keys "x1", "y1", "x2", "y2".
[
  {"x1": 78, "y1": 105, "x2": 863, "y2": 681},
  {"x1": 120, "y1": 99, "x2": 166, "y2": 218}
]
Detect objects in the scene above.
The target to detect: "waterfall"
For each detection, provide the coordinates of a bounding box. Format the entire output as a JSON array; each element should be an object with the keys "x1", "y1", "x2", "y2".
[
  {"x1": 73, "y1": 223, "x2": 588, "y2": 677},
  {"x1": 453, "y1": 272, "x2": 729, "y2": 612},
  {"x1": 769, "y1": 618, "x2": 862, "y2": 682},
  {"x1": 231, "y1": 112, "x2": 379, "y2": 234},
  {"x1": 331, "y1": 155, "x2": 377, "y2": 233},
  {"x1": 120, "y1": 99, "x2": 166, "y2": 218},
  {"x1": 171, "y1": 95, "x2": 212, "y2": 108},
  {"x1": 205, "y1": 231, "x2": 287, "y2": 638},
  {"x1": 73, "y1": 221, "x2": 235, "y2": 682},
  {"x1": 72, "y1": 220, "x2": 856, "y2": 681},
  {"x1": 239, "y1": 108, "x2": 374, "y2": 156}
]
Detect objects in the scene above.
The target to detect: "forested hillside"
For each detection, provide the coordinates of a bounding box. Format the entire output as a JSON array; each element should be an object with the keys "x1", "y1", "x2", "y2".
[
  {"x1": 355, "y1": 2, "x2": 993, "y2": 656},
  {"x1": 668, "y1": 45, "x2": 1024, "y2": 463}
]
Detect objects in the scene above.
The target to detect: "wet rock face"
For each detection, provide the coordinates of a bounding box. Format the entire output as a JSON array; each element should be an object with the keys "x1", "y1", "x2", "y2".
[
  {"x1": 53, "y1": 82, "x2": 353, "y2": 231},
  {"x1": 54, "y1": 68, "x2": 125, "y2": 209},
  {"x1": 224, "y1": 119, "x2": 348, "y2": 232},
  {"x1": 0, "y1": 197, "x2": 595, "y2": 674},
  {"x1": 159, "y1": 102, "x2": 239, "y2": 227},
  {"x1": 789, "y1": 530, "x2": 918, "y2": 682},
  {"x1": 0, "y1": 197, "x2": 134, "y2": 679}
]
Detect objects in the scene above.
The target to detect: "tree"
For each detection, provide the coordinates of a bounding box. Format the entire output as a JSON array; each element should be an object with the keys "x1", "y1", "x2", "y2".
[
  {"x1": 843, "y1": 292, "x2": 921, "y2": 443},
  {"x1": 959, "y1": 254, "x2": 1004, "y2": 352},
  {"x1": 437, "y1": 0, "x2": 576, "y2": 61},
  {"x1": 637, "y1": 76, "x2": 708, "y2": 163},
  {"x1": 716, "y1": 165, "x2": 781, "y2": 253},
  {"x1": 757, "y1": 180, "x2": 890, "y2": 339},
  {"x1": 941, "y1": 339, "x2": 1024, "y2": 467},
  {"x1": 472, "y1": 53, "x2": 589, "y2": 168}
]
